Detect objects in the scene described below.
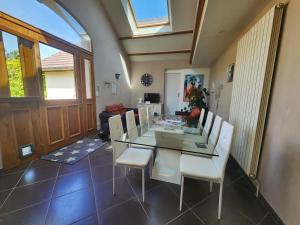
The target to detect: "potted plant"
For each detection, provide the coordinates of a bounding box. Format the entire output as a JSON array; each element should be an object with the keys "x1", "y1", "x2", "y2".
[{"x1": 180, "y1": 79, "x2": 209, "y2": 126}]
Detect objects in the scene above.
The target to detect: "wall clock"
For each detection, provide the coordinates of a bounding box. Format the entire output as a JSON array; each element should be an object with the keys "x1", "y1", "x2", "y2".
[{"x1": 140, "y1": 73, "x2": 153, "y2": 87}]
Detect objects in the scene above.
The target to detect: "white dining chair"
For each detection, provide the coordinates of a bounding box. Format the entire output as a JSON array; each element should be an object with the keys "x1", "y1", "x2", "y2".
[
  {"x1": 202, "y1": 111, "x2": 214, "y2": 143},
  {"x1": 183, "y1": 109, "x2": 205, "y2": 134},
  {"x1": 139, "y1": 107, "x2": 154, "y2": 137},
  {"x1": 184, "y1": 111, "x2": 214, "y2": 144},
  {"x1": 109, "y1": 115, "x2": 152, "y2": 202},
  {"x1": 184, "y1": 113, "x2": 221, "y2": 145},
  {"x1": 126, "y1": 110, "x2": 139, "y2": 141},
  {"x1": 179, "y1": 121, "x2": 234, "y2": 220},
  {"x1": 126, "y1": 110, "x2": 156, "y2": 148},
  {"x1": 206, "y1": 115, "x2": 222, "y2": 149},
  {"x1": 146, "y1": 106, "x2": 153, "y2": 129}
]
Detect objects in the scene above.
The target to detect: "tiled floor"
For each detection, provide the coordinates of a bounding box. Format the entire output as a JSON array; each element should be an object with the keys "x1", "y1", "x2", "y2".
[{"x1": 0, "y1": 144, "x2": 280, "y2": 225}]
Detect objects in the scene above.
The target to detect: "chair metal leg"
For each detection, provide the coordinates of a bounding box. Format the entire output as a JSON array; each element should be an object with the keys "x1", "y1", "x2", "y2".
[
  {"x1": 150, "y1": 152, "x2": 153, "y2": 179},
  {"x1": 179, "y1": 176, "x2": 184, "y2": 211},
  {"x1": 218, "y1": 181, "x2": 223, "y2": 220},
  {"x1": 210, "y1": 181, "x2": 213, "y2": 192},
  {"x1": 142, "y1": 168, "x2": 145, "y2": 202},
  {"x1": 113, "y1": 164, "x2": 115, "y2": 195}
]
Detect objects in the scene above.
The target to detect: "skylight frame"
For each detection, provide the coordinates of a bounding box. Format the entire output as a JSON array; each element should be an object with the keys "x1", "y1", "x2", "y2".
[{"x1": 128, "y1": 0, "x2": 170, "y2": 28}]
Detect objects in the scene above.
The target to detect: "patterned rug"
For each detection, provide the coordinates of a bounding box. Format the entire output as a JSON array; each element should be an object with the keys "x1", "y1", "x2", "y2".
[{"x1": 41, "y1": 138, "x2": 106, "y2": 164}]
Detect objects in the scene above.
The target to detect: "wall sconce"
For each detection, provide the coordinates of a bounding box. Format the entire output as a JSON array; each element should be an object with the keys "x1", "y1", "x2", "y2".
[{"x1": 115, "y1": 73, "x2": 120, "y2": 80}]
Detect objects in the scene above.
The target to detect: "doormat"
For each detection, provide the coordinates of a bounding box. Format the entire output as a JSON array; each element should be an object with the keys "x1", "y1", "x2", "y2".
[{"x1": 41, "y1": 138, "x2": 106, "y2": 164}]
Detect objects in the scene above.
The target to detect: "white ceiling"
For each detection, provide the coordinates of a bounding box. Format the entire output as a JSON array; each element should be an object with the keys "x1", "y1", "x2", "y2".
[
  {"x1": 129, "y1": 53, "x2": 191, "y2": 62},
  {"x1": 192, "y1": 0, "x2": 271, "y2": 67},
  {"x1": 101, "y1": 0, "x2": 272, "y2": 64},
  {"x1": 101, "y1": 0, "x2": 197, "y2": 62},
  {"x1": 122, "y1": 33, "x2": 193, "y2": 53},
  {"x1": 101, "y1": 0, "x2": 133, "y2": 37}
]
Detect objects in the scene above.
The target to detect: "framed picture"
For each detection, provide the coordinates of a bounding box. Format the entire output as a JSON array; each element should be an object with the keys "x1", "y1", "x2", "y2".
[
  {"x1": 183, "y1": 74, "x2": 204, "y2": 102},
  {"x1": 227, "y1": 63, "x2": 235, "y2": 82}
]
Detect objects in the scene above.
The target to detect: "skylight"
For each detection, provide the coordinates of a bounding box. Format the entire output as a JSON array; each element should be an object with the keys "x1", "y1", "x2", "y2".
[{"x1": 129, "y1": 0, "x2": 169, "y2": 28}]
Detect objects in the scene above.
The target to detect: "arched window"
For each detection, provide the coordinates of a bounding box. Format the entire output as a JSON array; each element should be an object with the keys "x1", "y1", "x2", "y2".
[{"x1": 0, "y1": 0, "x2": 91, "y2": 51}]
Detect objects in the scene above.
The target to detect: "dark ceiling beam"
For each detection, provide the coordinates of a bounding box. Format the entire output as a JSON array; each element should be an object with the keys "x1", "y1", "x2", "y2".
[
  {"x1": 128, "y1": 49, "x2": 191, "y2": 56},
  {"x1": 190, "y1": 0, "x2": 206, "y2": 64},
  {"x1": 119, "y1": 30, "x2": 193, "y2": 40}
]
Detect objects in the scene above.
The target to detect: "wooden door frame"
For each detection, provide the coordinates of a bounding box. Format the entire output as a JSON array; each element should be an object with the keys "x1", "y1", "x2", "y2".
[{"x1": 0, "y1": 12, "x2": 97, "y2": 169}]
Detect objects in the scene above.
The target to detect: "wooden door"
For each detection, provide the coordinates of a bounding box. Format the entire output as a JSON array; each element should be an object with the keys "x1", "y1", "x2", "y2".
[{"x1": 81, "y1": 54, "x2": 97, "y2": 135}]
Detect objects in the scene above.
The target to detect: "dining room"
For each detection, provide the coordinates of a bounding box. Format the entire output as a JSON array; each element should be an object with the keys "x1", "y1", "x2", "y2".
[{"x1": 1, "y1": 0, "x2": 299, "y2": 224}]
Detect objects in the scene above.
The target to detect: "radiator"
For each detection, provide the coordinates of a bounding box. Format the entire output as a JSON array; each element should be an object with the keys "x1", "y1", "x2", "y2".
[{"x1": 229, "y1": 5, "x2": 284, "y2": 177}]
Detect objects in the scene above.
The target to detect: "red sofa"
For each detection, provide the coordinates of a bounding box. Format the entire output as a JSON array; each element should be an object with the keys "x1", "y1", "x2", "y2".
[{"x1": 98, "y1": 104, "x2": 138, "y2": 140}]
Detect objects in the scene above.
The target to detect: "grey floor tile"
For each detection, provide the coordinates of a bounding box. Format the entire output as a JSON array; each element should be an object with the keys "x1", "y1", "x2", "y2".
[
  {"x1": 259, "y1": 213, "x2": 278, "y2": 225},
  {"x1": 166, "y1": 177, "x2": 216, "y2": 207},
  {"x1": 89, "y1": 151, "x2": 112, "y2": 168},
  {"x1": 100, "y1": 199, "x2": 149, "y2": 225},
  {"x1": 92, "y1": 164, "x2": 124, "y2": 184},
  {"x1": 53, "y1": 170, "x2": 92, "y2": 197},
  {"x1": 45, "y1": 188, "x2": 96, "y2": 225},
  {"x1": 167, "y1": 211, "x2": 205, "y2": 225},
  {"x1": 58, "y1": 158, "x2": 90, "y2": 176},
  {"x1": 0, "y1": 179, "x2": 55, "y2": 215},
  {"x1": 0, "y1": 189, "x2": 11, "y2": 206},
  {"x1": 140, "y1": 184, "x2": 187, "y2": 225},
  {"x1": 94, "y1": 177, "x2": 135, "y2": 211},
  {"x1": 126, "y1": 168, "x2": 162, "y2": 196},
  {"x1": 29, "y1": 160, "x2": 56, "y2": 169},
  {"x1": 192, "y1": 188, "x2": 258, "y2": 225},
  {"x1": 17, "y1": 164, "x2": 59, "y2": 187},
  {"x1": 0, "y1": 200, "x2": 49, "y2": 225},
  {"x1": 72, "y1": 213, "x2": 99, "y2": 225},
  {"x1": 0, "y1": 172, "x2": 23, "y2": 191}
]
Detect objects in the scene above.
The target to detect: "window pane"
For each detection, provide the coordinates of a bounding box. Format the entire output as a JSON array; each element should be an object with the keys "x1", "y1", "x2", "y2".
[
  {"x1": 84, "y1": 59, "x2": 92, "y2": 99},
  {"x1": 130, "y1": 0, "x2": 169, "y2": 26},
  {"x1": 40, "y1": 43, "x2": 76, "y2": 100},
  {"x1": 2, "y1": 32, "x2": 25, "y2": 97},
  {"x1": 0, "y1": 0, "x2": 91, "y2": 51}
]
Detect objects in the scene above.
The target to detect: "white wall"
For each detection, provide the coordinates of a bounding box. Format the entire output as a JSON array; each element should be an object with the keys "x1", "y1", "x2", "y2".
[
  {"x1": 60, "y1": 0, "x2": 132, "y2": 128},
  {"x1": 44, "y1": 70, "x2": 76, "y2": 99},
  {"x1": 130, "y1": 60, "x2": 192, "y2": 107},
  {"x1": 165, "y1": 68, "x2": 210, "y2": 111}
]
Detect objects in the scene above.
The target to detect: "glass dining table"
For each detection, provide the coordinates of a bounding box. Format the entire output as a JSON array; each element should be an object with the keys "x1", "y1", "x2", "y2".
[{"x1": 114, "y1": 115, "x2": 219, "y2": 184}]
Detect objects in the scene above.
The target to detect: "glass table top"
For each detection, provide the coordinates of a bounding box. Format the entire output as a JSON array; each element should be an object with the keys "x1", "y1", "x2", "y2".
[{"x1": 114, "y1": 116, "x2": 219, "y2": 157}]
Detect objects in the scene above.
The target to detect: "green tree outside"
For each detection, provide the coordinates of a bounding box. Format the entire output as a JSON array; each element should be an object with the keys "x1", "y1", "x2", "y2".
[{"x1": 6, "y1": 50, "x2": 25, "y2": 97}]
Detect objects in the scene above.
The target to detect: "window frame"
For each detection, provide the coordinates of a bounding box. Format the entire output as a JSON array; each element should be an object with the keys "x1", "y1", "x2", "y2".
[
  {"x1": 83, "y1": 58, "x2": 93, "y2": 100},
  {"x1": 39, "y1": 42, "x2": 78, "y2": 100},
  {"x1": 0, "y1": 11, "x2": 93, "y2": 102},
  {"x1": 1, "y1": 31, "x2": 26, "y2": 98},
  {"x1": 128, "y1": 0, "x2": 170, "y2": 28}
]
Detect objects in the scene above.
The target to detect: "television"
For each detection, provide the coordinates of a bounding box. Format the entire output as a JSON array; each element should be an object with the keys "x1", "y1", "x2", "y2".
[{"x1": 144, "y1": 93, "x2": 160, "y2": 103}]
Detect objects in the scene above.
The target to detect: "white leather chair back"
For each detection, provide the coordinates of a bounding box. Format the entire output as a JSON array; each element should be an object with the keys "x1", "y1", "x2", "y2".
[
  {"x1": 207, "y1": 115, "x2": 222, "y2": 150},
  {"x1": 146, "y1": 107, "x2": 153, "y2": 128},
  {"x1": 139, "y1": 107, "x2": 148, "y2": 135},
  {"x1": 126, "y1": 110, "x2": 138, "y2": 141},
  {"x1": 212, "y1": 121, "x2": 234, "y2": 179},
  {"x1": 109, "y1": 115, "x2": 127, "y2": 162},
  {"x1": 197, "y1": 109, "x2": 205, "y2": 129},
  {"x1": 202, "y1": 111, "x2": 214, "y2": 142}
]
